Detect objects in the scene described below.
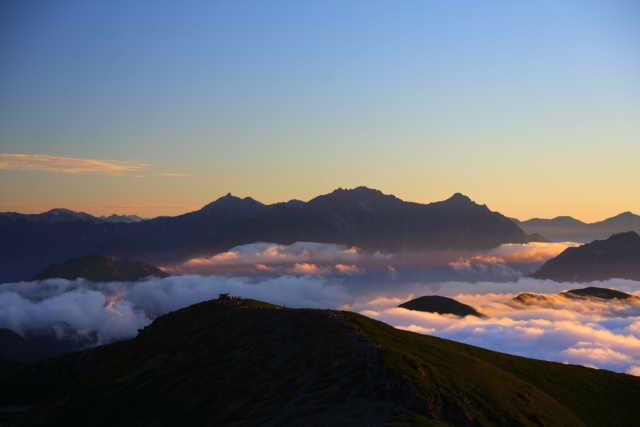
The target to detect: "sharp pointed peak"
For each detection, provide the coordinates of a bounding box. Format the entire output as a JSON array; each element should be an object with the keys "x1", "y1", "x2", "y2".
[{"x1": 201, "y1": 193, "x2": 264, "y2": 211}]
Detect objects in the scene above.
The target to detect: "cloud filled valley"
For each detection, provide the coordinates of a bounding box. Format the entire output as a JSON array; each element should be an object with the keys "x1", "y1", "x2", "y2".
[
  {"x1": 1, "y1": 241, "x2": 639, "y2": 375},
  {"x1": 165, "y1": 241, "x2": 578, "y2": 282}
]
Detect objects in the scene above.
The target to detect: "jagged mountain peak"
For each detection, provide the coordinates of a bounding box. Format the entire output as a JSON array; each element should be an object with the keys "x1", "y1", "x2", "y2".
[
  {"x1": 201, "y1": 193, "x2": 264, "y2": 211},
  {"x1": 329, "y1": 186, "x2": 386, "y2": 198},
  {"x1": 446, "y1": 193, "x2": 473, "y2": 203},
  {"x1": 309, "y1": 186, "x2": 400, "y2": 207}
]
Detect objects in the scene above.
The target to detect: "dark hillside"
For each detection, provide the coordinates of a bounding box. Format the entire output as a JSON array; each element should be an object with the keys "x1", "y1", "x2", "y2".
[
  {"x1": 531, "y1": 232, "x2": 640, "y2": 282},
  {"x1": 2, "y1": 298, "x2": 638, "y2": 426},
  {"x1": 399, "y1": 295, "x2": 484, "y2": 317}
]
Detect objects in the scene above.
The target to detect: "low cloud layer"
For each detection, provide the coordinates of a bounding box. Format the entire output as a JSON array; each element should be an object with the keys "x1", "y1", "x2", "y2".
[
  {"x1": 1, "y1": 274, "x2": 639, "y2": 375},
  {"x1": 166, "y1": 241, "x2": 576, "y2": 282}
]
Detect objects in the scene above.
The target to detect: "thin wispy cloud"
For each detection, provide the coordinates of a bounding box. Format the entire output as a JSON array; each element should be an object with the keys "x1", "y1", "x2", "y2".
[
  {"x1": 0, "y1": 154, "x2": 148, "y2": 176},
  {"x1": 0, "y1": 154, "x2": 190, "y2": 177},
  {"x1": 156, "y1": 172, "x2": 194, "y2": 177}
]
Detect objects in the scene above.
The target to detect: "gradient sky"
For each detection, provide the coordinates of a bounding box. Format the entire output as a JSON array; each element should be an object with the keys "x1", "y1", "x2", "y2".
[{"x1": 1, "y1": 0, "x2": 639, "y2": 221}]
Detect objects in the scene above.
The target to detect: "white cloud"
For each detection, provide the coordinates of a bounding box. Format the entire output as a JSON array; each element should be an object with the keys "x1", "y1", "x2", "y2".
[{"x1": 2, "y1": 275, "x2": 639, "y2": 375}]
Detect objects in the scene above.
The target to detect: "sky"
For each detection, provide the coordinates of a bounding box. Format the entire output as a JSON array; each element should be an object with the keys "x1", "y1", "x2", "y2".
[{"x1": 1, "y1": 0, "x2": 639, "y2": 221}]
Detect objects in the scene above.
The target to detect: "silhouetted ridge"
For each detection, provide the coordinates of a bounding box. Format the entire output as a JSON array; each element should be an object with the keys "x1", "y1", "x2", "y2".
[
  {"x1": 0, "y1": 187, "x2": 530, "y2": 282},
  {"x1": 0, "y1": 208, "x2": 103, "y2": 224},
  {"x1": 444, "y1": 193, "x2": 473, "y2": 204},
  {"x1": 514, "y1": 212, "x2": 640, "y2": 242},
  {"x1": 200, "y1": 193, "x2": 264, "y2": 212},
  {"x1": 531, "y1": 232, "x2": 640, "y2": 282},
  {"x1": 399, "y1": 295, "x2": 484, "y2": 317}
]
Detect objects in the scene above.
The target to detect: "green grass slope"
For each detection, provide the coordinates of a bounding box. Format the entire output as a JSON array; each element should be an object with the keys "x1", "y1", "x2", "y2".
[{"x1": 2, "y1": 298, "x2": 638, "y2": 426}]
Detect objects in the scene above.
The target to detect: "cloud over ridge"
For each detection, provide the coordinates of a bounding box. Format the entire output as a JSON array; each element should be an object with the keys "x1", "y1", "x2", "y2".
[{"x1": 1, "y1": 273, "x2": 639, "y2": 375}]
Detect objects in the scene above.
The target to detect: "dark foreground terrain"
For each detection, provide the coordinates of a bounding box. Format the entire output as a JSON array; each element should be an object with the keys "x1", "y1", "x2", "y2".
[{"x1": 1, "y1": 298, "x2": 639, "y2": 426}]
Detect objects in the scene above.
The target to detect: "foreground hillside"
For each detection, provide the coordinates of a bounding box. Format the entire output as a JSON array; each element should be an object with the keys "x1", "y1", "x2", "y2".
[{"x1": 1, "y1": 298, "x2": 638, "y2": 426}]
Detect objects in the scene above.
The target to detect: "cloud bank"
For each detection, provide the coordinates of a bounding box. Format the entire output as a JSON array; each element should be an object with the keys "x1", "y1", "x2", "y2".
[
  {"x1": 1, "y1": 274, "x2": 639, "y2": 375},
  {"x1": 166, "y1": 241, "x2": 576, "y2": 282}
]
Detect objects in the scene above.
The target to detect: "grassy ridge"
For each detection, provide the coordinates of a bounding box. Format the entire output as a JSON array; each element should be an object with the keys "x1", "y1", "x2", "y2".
[
  {"x1": 2, "y1": 299, "x2": 639, "y2": 426},
  {"x1": 351, "y1": 313, "x2": 640, "y2": 425}
]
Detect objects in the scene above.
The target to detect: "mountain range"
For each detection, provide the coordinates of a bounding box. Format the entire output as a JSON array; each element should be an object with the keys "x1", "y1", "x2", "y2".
[
  {"x1": 512, "y1": 212, "x2": 640, "y2": 242},
  {"x1": 0, "y1": 187, "x2": 533, "y2": 283},
  {"x1": 2, "y1": 297, "x2": 638, "y2": 426},
  {"x1": 530, "y1": 231, "x2": 640, "y2": 282}
]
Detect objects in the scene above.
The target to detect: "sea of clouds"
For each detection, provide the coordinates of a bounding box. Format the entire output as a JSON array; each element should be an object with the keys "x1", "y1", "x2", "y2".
[{"x1": 1, "y1": 241, "x2": 639, "y2": 375}]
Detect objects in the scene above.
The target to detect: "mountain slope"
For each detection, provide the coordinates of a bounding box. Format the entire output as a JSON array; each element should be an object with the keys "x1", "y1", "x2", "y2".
[
  {"x1": 31, "y1": 254, "x2": 169, "y2": 282},
  {"x1": 2, "y1": 298, "x2": 638, "y2": 426},
  {"x1": 531, "y1": 232, "x2": 640, "y2": 282},
  {"x1": 0, "y1": 208, "x2": 103, "y2": 224}
]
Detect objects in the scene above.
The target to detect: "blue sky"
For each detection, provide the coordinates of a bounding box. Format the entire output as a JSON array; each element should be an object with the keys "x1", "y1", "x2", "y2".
[{"x1": 1, "y1": 0, "x2": 639, "y2": 220}]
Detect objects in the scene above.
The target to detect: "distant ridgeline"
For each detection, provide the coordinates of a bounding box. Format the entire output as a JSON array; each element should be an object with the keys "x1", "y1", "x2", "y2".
[
  {"x1": 2, "y1": 187, "x2": 637, "y2": 283},
  {"x1": 1, "y1": 187, "x2": 536, "y2": 282},
  {"x1": 530, "y1": 232, "x2": 640, "y2": 282},
  {"x1": 512, "y1": 212, "x2": 640, "y2": 243}
]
